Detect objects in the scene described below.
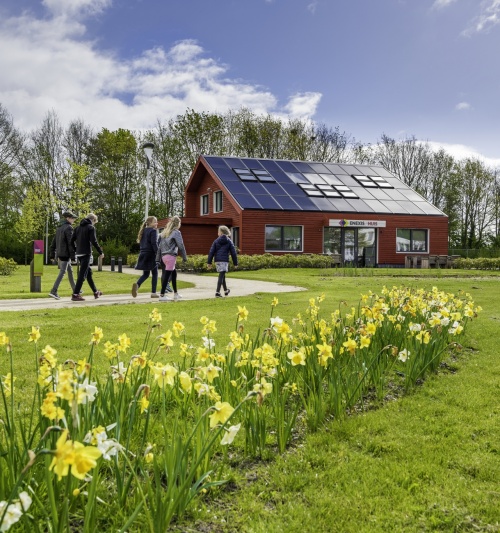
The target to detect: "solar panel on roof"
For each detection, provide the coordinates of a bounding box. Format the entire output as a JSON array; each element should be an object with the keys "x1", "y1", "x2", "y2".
[{"x1": 206, "y1": 156, "x2": 443, "y2": 216}]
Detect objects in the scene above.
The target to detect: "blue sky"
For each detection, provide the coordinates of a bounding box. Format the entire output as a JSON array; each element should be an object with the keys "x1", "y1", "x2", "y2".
[{"x1": 1, "y1": 0, "x2": 499, "y2": 165}]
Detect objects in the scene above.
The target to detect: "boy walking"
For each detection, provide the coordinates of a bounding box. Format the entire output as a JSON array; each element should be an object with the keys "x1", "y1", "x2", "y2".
[{"x1": 48, "y1": 211, "x2": 77, "y2": 299}]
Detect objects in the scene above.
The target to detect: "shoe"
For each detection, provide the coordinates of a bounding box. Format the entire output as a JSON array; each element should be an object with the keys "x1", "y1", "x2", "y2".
[
  {"x1": 132, "y1": 283, "x2": 138, "y2": 298},
  {"x1": 165, "y1": 284, "x2": 173, "y2": 293},
  {"x1": 224, "y1": 289, "x2": 230, "y2": 296},
  {"x1": 49, "y1": 292, "x2": 60, "y2": 300},
  {"x1": 173, "y1": 293, "x2": 183, "y2": 301},
  {"x1": 159, "y1": 295, "x2": 172, "y2": 302},
  {"x1": 94, "y1": 291, "x2": 102, "y2": 299},
  {"x1": 151, "y1": 293, "x2": 159, "y2": 298},
  {"x1": 215, "y1": 292, "x2": 222, "y2": 298},
  {"x1": 71, "y1": 294, "x2": 85, "y2": 302}
]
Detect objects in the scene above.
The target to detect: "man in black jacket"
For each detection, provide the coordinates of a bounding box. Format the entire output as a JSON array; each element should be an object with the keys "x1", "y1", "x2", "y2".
[
  {"x1": 48, "y1": 211, "x2": 77, "y2": 300},
  {"x1": 70, "y1": 213, "x2": 105, "y2": 301}
]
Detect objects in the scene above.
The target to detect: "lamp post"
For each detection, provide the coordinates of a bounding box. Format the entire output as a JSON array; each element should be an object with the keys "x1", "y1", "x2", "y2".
[{"x1": 141, "y1": 142, "x2": 155, "y2": 221}]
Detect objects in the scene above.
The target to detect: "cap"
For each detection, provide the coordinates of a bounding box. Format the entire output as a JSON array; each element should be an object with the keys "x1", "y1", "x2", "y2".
[{"x1": 62, "y1": 211, "x2": 77, "y2": 219}]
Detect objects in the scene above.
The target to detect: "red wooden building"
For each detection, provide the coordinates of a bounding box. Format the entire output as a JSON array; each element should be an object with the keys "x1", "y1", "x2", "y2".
[{"x1": 160, "y1": 155, "x2": 448, "y2": 268}]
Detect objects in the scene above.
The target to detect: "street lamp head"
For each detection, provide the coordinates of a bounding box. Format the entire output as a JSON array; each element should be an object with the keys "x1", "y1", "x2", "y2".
[{"x1": 141, "y1": 142, "x2": 155, "y2": 168}]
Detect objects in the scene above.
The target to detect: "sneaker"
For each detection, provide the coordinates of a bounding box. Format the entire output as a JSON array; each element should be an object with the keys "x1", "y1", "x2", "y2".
[
  {"x1": 94, "y1": 291, "x2": 103, "y2": 299},
  {"x1": 224, "y1": 289, "x2": 231, "y2": 296},
  {"x1": 132, "y1": 282, "x2": 138, "y2": 298},
  {"x1": 165, "y1": 284, "x2": 173, "y2": 293},
  {"x1": 159, "y1": 295, "x2": 172, "y2": 302},
  {"x1": 215, "y1": 292, "x2": 222, "y2": 298},
  {"x1": 173, "y1": 293, "x2": 183, "y2": 301},
  {"x1": 49, "y1": 292, "x2": 61, "y2": 300},
  {"x1": 71, "y1": 294, "x2": 85, "y2": 302},
  {"x1": 151, "y1": 293, "x2": 159, "y2": 298}
]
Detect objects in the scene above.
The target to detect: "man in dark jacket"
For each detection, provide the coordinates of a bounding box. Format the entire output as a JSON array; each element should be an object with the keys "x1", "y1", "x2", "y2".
[
  {"x1": 70, "y1": 213, "x2": 104, "y2": 301},
  {"x1": 48, "y1": 211, "x2": 77, "y2": 300}
]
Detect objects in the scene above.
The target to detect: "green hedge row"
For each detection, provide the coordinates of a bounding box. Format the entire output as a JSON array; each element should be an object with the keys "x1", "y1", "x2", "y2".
[
  {"x1": 453, "y1": 257, "x2": 500, "y2": 270},
  {"x1": 127, "y1": 253, "x2": 337, "y2": 272}
]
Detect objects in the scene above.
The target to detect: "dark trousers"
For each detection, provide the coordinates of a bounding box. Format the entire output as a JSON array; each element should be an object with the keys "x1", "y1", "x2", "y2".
[
  {"x1": 160, "y1": 268, "x2": 177, "y2": 295},
  {"x1": 216, "y1": 272, "x2": 227, "y2": 293},
  {"x1": 74, "y1": 255, "x2": 98, "y2": 295},
  {"x1": 137, "y1": 265, "x2": 158, "y2": 293}
]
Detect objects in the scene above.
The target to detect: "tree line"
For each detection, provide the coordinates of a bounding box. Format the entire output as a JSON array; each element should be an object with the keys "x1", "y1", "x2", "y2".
[{"x1": 0, "y1": 103, "x2": 498, "y2": 263}]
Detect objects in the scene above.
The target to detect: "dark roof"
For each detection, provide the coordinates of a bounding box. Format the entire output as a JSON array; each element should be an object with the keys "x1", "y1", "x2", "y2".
[{"x1": 202, "y1": 156, "x2": 445, "y2": 216}]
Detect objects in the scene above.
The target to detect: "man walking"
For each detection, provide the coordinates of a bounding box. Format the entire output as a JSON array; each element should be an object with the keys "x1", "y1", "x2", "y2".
[
  {"x1": 48, "y1": 211, "x2": 77, "y2": 300},
  {"x1": 70, "y1": 213, "x2": 104, "y2": 302}
]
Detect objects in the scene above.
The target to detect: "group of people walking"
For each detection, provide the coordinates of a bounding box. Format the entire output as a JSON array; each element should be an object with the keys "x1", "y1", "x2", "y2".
[
  {"x1": 49, "y1": 212, "x2": 238, "y2": 302},
  {"x1": 49, "y1": 211, "x2": 104, "y2": 301},
  {"x1": 131, "y1": 215, "x2": 238, "y2": 300}
]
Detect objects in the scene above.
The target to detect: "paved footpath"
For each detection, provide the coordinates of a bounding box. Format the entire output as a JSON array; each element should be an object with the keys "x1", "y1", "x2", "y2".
[{"x1": 0, "y1": 267, "x2": 306, "y2": 312}]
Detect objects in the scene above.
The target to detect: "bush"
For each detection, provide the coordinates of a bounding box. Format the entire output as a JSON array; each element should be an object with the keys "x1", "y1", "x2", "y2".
[
  {"x1": 178, "y1": 253, "x2": 339, "y2": 273},
  {"x1": 101, "y1": 239, "x2": 130, "y2": 266},
  {"x1": 453, "y1": 257, "x2": 500, "y2": 270},
  {"x1": 0, "y1": 257, "x2": 19, "y2": 276}
]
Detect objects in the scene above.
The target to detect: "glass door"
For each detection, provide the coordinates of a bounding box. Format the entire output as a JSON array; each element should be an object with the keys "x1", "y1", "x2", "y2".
[{"x1": 343, "y1": 229, "x2": 356, "y2": 266}]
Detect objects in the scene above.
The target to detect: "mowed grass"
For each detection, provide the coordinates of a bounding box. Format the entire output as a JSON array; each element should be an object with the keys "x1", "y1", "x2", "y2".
[{"x1": 1, "y1": 267, "x2": 499, "y2": 532}]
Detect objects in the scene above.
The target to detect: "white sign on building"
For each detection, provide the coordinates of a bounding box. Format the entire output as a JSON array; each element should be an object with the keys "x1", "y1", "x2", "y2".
[{"x1": 329, "y1": 219, "x2": 387, "y2": 228}]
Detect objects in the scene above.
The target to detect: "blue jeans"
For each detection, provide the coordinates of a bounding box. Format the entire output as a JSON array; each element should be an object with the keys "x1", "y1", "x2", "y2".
[
  {"x1": 51, "y1": 259, "x2": 76, "y2": 294},
  {"x1": 137, "y1": 264, "x2": 158, "y2": 293}
]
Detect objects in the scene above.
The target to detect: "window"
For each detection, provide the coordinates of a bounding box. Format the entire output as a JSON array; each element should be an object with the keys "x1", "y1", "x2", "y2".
[
  {"x1": 323, "y1": 227, "x2": 341, "y2": 254},
  {"x1": 396, "y1": 229, "x2": 428, "y2": 252},
  {"x1": 265, "y1": 225, "x2": 302, "y2": 252},
  {"x1": 201, "y1": 194, "x2": 209, "y2": 215},
  {"x1": 232, "y1": 227, "x2": 240, "y2": 250},
  {"x1": 214, "y1": 190, "x2": 223, "y2": 213}
]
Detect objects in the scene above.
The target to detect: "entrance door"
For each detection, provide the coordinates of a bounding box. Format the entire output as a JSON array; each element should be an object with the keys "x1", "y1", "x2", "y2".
[{"x1": 323, "y1": 227, "x2": 377, "y2": 267}]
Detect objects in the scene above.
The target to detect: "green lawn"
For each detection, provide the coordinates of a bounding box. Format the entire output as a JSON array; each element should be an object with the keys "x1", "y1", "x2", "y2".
[{"x1": 1, "y1": 267, "x2": 499, "y2": 532}]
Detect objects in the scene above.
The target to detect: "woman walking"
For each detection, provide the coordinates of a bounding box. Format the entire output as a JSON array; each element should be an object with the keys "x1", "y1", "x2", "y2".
[
  {"x1": 157, "y1": 216, "x2": 187, "y2": 301},
  {"x1": 132, "y1": 216, "x2": 159, "y2": 298},
  {"x1": 207, "y1": 225, "x2": 238, "y2": 298}
]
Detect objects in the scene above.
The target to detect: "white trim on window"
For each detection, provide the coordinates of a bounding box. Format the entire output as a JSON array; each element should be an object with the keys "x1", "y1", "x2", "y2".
[{"x1": 200, "y1": 194, "x2": 209, "y2": 216}]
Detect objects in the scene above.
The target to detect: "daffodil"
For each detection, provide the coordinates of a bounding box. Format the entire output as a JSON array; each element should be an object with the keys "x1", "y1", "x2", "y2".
[
  {"x1": 90, "y1": 326, "x2": 103, "y2": 345},
  {"x1": 209, "y1": 401, "x2": 234, "y2": 428},
  {"x1": 28, "y1": 326, "x2": 40, "y2": 343},
  {"x1": 220, "y1": 423, "x2": 241, "y2": 445},
  {"x1": 118, "y1": 333, "x2": 131, "y2": 352},
  {"x1": 237, "y1": 305, "x2": 249, "y2": 321},
  {"x1": 0, "y1": 332, "x2": 10, "y2": 346},
  {"x1": 149, "y1": 308, "x2": 162, "y2": 322},
  {"x1": 287, "y1": 349, "x2": 306, "y2": 366}
]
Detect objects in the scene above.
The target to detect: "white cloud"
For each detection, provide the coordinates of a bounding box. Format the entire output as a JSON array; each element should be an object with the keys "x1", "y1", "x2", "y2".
[
  {"x1": 307, "y1": 1, "x2": 319, "y2": 14},
  {"x1": 463, "y1": 0, "x2": 500, "y2": 35},
  {"x1": 0, "y1": 3, "x2": 320, "y2": 132},
  {"x1": 431, "y1": 0, "x2": 458, "y2": 9},
  {"x1": 455, "y1": 101, "x2": 472, "y2": 111},
  {"x1": 427, "y1": 141, "x2": 500, "y2": 168},
  {"x1": 282, "y1": 92, "x2": 322, "y2": 120}
]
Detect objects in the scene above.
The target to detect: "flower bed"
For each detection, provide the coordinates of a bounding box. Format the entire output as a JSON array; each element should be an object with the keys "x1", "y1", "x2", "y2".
[{"x1": 0, "y1": 286, "x2": 481, "y2": 530}]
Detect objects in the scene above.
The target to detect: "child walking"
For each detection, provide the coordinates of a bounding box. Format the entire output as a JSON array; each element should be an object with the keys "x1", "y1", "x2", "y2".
[
  {"x1": 207, "y1": 225, "x2": 238, "y2": 298},
  {"x1": 156, "y1": 216, "x2": 187, "y2": 301},
  {"x1": 132, "y1": 216, "x2": 159, "y2": 298}
]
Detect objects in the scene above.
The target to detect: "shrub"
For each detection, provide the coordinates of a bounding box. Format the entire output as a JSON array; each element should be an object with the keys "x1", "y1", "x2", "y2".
[
  {"x1": 453, "y1": 257, "x2": 500, "y2": 270},
  {"x1": 0, "y1": 257, "x2": 19, "y2": 276},
  {"x1": 101, "y1": 238, "x2": 130, "y2": 266}
]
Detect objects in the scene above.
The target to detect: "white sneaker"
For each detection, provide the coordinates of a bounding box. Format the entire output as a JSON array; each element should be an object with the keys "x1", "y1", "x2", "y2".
[
  {"x1": 159, "y1": 295, "x2": 172, "y2": 302},
  {"x1": 173, "y1": 293, "x2": 183, "y2": 301}
]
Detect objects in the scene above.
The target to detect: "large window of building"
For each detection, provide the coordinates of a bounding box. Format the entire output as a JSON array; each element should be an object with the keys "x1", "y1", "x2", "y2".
[
  {"x1": 265, "y1": 225, "x2": 302, "y2": 251},
  {"x1": 200, "y1": 194, "x2": 209, "y2": 215},
  {"x1": 323, "y1": 227, "x2": 341, "y2": 254},
  {"x1": 214, "y1": 190, "x2": 223, "y2": 213},
  {"x1": 396, "y1": 229, "x2": 428, "y2": 252}
]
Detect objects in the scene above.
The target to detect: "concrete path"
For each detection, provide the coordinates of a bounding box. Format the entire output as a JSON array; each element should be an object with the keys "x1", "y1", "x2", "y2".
[{"x1": 0, "y1": 267, "x2": 306, "y2": 312}]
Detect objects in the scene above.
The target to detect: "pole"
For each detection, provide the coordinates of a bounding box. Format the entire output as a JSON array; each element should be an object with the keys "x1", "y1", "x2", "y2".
[
  {"x1": 45, "y1": 215, "x2": 49, "y2": 265},
  {"x1": 145, "y1": 165, "x2": 150, "y2": 221}
]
